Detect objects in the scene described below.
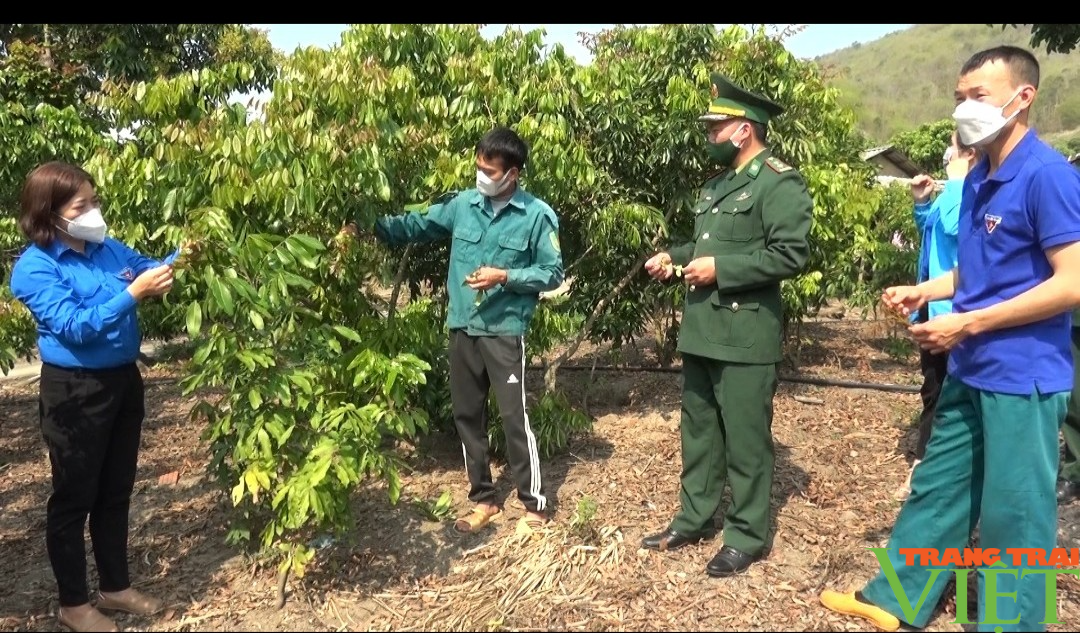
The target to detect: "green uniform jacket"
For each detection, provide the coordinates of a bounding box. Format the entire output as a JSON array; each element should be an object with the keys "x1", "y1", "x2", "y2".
[
  {"x1": 668, "y1": 149, "x2": 813, "y2": 364},
  {"x1": 373, "y1": 187, "x2": 564, "y2": 336}
]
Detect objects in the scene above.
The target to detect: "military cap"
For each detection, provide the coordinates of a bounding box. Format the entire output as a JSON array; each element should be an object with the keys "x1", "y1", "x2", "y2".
[{"x1": 698, "y1": 73, "x2": 785, "y2": 126}]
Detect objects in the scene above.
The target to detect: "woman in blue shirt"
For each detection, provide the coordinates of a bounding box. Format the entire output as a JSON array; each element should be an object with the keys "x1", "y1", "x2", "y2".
[
  {"x1": 10, "y1": 162, "x2": 174, "y2": 632},
  {"x1": 896, "y1": 133, "x2": 981, "y2": 501}
]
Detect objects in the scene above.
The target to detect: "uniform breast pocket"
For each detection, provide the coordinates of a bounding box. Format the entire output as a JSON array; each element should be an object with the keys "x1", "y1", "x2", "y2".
[
  {"x1": 495, "y1": 234, "x2": 530, "y2": 269},
  {"x1": 717, "y1": 199, "x2": 757, "y2": 242},
  {"x1": 68, "y1": 276, "x2": 105, "y2": 301},
  {"x1": 452, "y1": 226, "x2": 483, "y2": 263},
  {"x1": 691, "y1": 201, "x2": 712, "y2": 240}
]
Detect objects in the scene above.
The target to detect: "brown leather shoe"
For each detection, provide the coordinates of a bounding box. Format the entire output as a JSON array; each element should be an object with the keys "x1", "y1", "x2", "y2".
[
  {"x1": 57, "y1": 606, "x2": 119, "y2": 632},
  {"x1": 94, "y1": 588, "x2": 163, "y2": 616}
]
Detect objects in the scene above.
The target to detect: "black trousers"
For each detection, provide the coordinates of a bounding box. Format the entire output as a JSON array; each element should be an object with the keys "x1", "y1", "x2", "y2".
[
  {"x1": 39, "y1": 362, "x2": 145, "y2": 607},
  {"x1": 915, "y1": 306, "x2": 949, "y2": 460},
  {"x1": 448, "y1": 330, "x2": 547, "y2": 513}
]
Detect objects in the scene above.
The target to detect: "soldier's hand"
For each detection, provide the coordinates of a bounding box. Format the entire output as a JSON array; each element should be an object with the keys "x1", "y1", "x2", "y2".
[
  {"x1": 644, "y1": 252, "x2": 674, "y2": 281},
  {"x1": 683, "y1": 257, "x2": 716, "y2": 286},
  {"x1": 910, "y1": 174, "x2": 935, "y2": 204},
  {"x1": 881, "y1": 285, "x2": 927, "y2": 323}
]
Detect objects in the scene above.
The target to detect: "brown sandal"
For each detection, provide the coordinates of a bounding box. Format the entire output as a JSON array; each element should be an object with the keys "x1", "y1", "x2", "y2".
[
  {"x1": 57, "y1": 606, "x2": 119, "y2": 632},
  {"x1": 454, "y1": 507, "x2": 501, "y2": 533}
]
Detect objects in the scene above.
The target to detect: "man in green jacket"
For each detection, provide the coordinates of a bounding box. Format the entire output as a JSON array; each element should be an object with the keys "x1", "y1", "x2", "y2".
[
  {"x1": 642, "y1": 73, "x2": 814, "y2": 577},
  {"x1": 344, "y1": 126, "x2": 564, "y2": 535}
]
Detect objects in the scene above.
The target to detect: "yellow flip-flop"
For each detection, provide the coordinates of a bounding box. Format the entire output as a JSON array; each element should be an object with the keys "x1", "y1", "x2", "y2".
[{"x1": 820, "y1": 590, "x2": 901, "y2": 632}]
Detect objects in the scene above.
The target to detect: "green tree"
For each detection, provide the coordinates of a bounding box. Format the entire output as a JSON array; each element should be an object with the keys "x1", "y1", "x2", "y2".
[
  {"x1": 0, "y1": 23, "x2": 909, "y2": 599},
  {"x1": 0, "y1": 24, "x2": 280, "y2": 373},
  {"x1": 889, "y1": 118, "x2": 955, "y2": 177},
  {"x1": 993, "y1": 24, "x2": 1080, "y2": 54}
]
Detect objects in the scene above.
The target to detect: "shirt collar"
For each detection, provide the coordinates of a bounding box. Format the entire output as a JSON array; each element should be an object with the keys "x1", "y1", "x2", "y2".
[
  {"x1": 471, "y1": 184, "x2": 528, "y2": 212},
  {"x1": 45, "y1": 237, "x2": 101, "y2": 258},
  {"x1": 984, "y1": 127, "x2": 1039, "y2": 184}
]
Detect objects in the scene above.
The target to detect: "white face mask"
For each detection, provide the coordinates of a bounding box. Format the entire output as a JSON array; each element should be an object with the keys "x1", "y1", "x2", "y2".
[
  {"x1": 952, "y1": 88, "x2": 1024, "y2": 148},
  {"x1": 56, "y1": 207, "x2": 108, "y2": 244},
  {"x1": 476, "y1": 169, "x2": 513, "y2": 198},
  {"x1": 942, "y1": 146, "x2": 955, "y2": 169}
]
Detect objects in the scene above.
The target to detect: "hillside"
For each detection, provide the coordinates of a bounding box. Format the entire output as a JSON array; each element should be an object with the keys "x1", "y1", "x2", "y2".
[{"x1": 813, "y1": 24, "x2": 1080, "y2": 145}]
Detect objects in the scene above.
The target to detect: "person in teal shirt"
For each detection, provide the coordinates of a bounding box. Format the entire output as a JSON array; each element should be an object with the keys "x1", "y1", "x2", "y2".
[
  {"x1": 896, "y1": 132, "x2": 981, "y2": 501},
  {"x1": 343, "y1": 126, "x2": 564, "y2": 535}
]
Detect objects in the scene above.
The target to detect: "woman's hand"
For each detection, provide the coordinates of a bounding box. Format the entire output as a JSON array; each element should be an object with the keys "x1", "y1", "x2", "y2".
[{"x1": 128, "y1": 265, "x2": 174, "y2": 301}]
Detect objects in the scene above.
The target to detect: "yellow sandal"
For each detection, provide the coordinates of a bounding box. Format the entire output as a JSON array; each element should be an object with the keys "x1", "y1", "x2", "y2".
[
  {"x1": 819, "y1": 590, "x2": 900, "y2": 631},
  {"x1": 454, "y1": 507, "x2": 501, "y2": 533},
  {"x1": 515, "y1": 514, "x2": 550, "y2": 536}
]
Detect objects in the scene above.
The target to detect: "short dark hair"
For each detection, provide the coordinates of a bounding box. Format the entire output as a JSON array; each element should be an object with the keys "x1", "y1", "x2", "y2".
[
  {"x1": 960, "y1": 45, "x2": 1040, "y2": 89},
  {"x1": 19, "y1": 161, "x2": 95, "y2": 248},
  {"x1": 747, "y1": 121, "x2": 768, "y2": 144},
  {"x1": 476, "y1": 126, "x2": 528, "y2": 172}
]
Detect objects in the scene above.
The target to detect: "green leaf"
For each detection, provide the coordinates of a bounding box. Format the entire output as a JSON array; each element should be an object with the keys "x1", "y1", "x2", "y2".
[
  {"x1": 186, "y1": 301, "x2": 203, "y2": 337},
  {"x1": 332, "y1": 325, "x2": 362, "y2": 343}
]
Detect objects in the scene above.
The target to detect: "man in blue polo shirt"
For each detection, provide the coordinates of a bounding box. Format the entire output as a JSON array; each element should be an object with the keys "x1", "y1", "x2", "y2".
[{"x1": 821, "y1": 45, "x2": 1080, "y2": 632}]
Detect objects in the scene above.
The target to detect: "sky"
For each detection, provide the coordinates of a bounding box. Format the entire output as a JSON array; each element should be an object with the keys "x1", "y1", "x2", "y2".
[
  {"x1": 233, "y1": 24, "x2": 912, "y2": 111},
  {"x1": 252, "y1": 24, "x2": 913, "y2": 64}
]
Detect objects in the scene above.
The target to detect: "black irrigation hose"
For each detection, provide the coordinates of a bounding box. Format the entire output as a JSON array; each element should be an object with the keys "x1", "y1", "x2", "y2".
[
  {"x1": 2, "y1": 363, "x2": 920, "y2": 408},
  {"x1": 524, "y1": 364, "x2": 922, "y2": 394}
]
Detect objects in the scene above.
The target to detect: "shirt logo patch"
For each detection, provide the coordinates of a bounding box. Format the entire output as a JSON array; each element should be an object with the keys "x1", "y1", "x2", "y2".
[
  {"x1": 116, "y1": 267, "x2": 135, "y2": 281},
  {"x1": 549, "y1": 231, "x2": 561, "y2": 253},
  {"x1": 985, "y1": 214, "x2": 1002, "y2": 234}
]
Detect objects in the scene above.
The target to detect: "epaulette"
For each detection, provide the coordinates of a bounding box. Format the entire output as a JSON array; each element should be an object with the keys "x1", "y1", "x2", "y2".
[{"x1": 766, "y1": 156, "x2": 792, "y2": 173}]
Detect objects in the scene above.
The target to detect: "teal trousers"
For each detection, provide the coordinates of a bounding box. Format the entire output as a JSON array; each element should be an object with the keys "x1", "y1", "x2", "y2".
[{"x1": 861, "y1": 376, "x2": 1067, "y2": 632}]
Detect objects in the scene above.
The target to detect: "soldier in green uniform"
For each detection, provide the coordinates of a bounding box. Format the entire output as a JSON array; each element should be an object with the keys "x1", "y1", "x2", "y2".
[{"x1": 641, "y1": 73, "x2": 814, "y2": 577}]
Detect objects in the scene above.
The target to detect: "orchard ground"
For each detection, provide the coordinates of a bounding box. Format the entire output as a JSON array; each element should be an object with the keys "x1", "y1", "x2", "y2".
[{"x1": 2, "y1": 301, "x2": 1079, "y2": 632}]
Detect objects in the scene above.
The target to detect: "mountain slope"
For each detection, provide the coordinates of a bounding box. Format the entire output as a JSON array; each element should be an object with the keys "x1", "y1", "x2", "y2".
[{"x1": 812, "y1": 24, "x2": 1080, "y2": 144}]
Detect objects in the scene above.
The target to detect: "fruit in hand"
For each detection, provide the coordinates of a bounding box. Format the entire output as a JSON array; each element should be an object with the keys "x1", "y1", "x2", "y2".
[
  {"x1": 885, "y1": 306, "x2": 913, "y2": 327},
  {"x1": 465, "y1": 269, "x2": 486, "y2": 305},
  {"x1": 164, "y1": 240, "x2": 200, "y2": 269},
  {"x1": 656, "y1": 254, "x2": 683, "y2": 279}
]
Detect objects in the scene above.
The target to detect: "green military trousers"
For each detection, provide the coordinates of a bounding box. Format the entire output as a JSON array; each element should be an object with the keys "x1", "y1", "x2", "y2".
[
  {"x1": 1059, "y1": 326, "x2": 1080, "y2": 483},
  {"x1": 861, "y1": 376, "x2": 1067, "y2": 632},
  {"x1": 669, "y1": 352, "x2": 778, "y2": 556}
]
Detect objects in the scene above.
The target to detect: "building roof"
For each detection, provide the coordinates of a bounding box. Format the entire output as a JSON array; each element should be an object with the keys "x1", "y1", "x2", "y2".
[{"x1": 860, "y1": 145, "x2": 922, "y2": 178}]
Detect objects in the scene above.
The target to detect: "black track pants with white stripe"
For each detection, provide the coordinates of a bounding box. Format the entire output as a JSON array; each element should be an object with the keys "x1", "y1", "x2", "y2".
[{"x1": 448, "y1": 329, "x2": 547, "y2": 513}]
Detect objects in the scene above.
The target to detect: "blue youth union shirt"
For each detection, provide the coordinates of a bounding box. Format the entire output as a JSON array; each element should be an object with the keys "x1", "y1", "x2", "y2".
[
  {"x1": 949, "y1": 129, "x2": 1080, "y2": 395},
  {"x1": 9, "y1": 237, "x2": 163, "y2": 370}
]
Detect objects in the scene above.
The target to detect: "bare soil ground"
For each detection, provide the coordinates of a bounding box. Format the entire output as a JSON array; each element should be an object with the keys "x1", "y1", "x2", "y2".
[{"x1": 2, "y1": 309, "x2": 1078, "y2": 632}]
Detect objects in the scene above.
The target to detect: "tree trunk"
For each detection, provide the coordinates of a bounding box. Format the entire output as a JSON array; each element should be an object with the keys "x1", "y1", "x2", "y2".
[
  {"x1": 387, "y1": 244, "x2": 414, "y2": 323},
  {"x1": 540, "y1": 204, "x2": 680, "y2": 393}
]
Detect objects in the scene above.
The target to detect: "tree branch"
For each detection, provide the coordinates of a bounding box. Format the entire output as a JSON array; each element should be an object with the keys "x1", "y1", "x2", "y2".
[
  {"x1": 386, "y1": 243, "x2": 415, "y2": 323},
  {"x1": 543, "y1": 204, "x2": 677, "y2": 392}
]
